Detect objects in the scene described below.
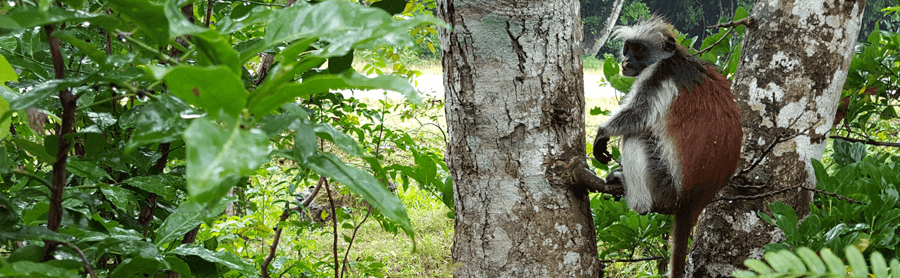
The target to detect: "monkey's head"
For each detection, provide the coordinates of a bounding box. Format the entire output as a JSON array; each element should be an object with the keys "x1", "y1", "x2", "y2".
[{"x1": 614, "y1": 16, "x2": 679, "y2": 77}]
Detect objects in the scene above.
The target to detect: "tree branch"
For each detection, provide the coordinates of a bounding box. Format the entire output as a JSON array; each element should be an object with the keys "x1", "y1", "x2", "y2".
[
  {"x1": 261, "y1": 177, "x2": 325, "y2": 278},
  {"x1": 715, "y1": 185, "x2": 862, "y2": 204},
  {"x1": 61, "y1": 242, "x2": 96, "y2": 278},
  {"x1": 599, "y1": 255, "x2": 664, "y2": 263},
  {"x1": 706, "y1": 16, "x2": 755, "y2": 29},
  {"x1": 830, "y1": 135, "x2": 900, "y2": 147}
]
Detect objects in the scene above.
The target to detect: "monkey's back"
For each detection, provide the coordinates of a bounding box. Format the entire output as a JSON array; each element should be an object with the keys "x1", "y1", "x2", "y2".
[{"x1": 667, "y1": 67, "x2": 742, "y2": 220}]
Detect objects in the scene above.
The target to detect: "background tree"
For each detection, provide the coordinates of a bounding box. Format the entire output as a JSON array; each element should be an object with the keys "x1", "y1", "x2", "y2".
[
  {"x1": 688, "y1": 1, "x2": 867, "y2": 277},
  {"x1": 437, "y1": 0, "x2": 601, "y2": 276},
  {"x1": 582, "y1": 0, "x2": 625, "y2": 57}
]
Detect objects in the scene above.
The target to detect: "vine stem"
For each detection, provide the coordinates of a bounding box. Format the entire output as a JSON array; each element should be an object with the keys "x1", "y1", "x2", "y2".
[{"x1": 324, "y1": 178, "x2": 340, "y2": 278}]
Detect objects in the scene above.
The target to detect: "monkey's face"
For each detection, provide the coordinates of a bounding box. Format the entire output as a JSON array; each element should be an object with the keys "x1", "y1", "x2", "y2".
[
  {"x1": 621, "y1": 40, "x2": 651, "y2": 76},
  {"x1": 620, "y1": 37, "x2": 677, "y2": 77}
]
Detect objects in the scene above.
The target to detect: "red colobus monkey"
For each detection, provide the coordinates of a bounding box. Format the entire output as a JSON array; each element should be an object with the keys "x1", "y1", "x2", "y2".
[{"x1": 592, "y1": 17, "x2": 742, "y2": 278}]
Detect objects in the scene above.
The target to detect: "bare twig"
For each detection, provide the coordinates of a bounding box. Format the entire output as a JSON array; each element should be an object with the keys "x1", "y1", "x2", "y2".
[
  {"x1": 830, "y1": 135, "x2": 900, "y2": 147},
  {"x1": 340, "y1": 207, "x2": 372, "y2": 278},
  {"x1": 694, "y1": 26, "x2": 735, "y2": 56},
  {"x1": 599, "y1": 255, "x2": 664, "y2": 263},
  {"x1": 715, "y1": 185, "x2": 862, "y2": 204},
  {"x1": 61, "y1": 242, "x2": 96, "y2": 278},
  {"x1": 324, "y1": 179, "x2": 339, "y2": 278},
  {"x1": 706, "y1": 16, "x2": 755, "y2": 29},
  {"x1": 261, "y1": 177, "x2": 325, "y2": 278}
]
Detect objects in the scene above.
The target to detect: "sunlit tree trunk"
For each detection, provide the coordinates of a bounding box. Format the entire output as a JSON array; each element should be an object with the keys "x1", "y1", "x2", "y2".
[
  {"x1": 437, "y1": 0, "x2": 600, "y2": 276},
  {"x1": 583, "y1": 0, "x2": 625, "y2": 57},
  {"x1": 688, "y1": 1, "x2": 866, "y2": 277}
]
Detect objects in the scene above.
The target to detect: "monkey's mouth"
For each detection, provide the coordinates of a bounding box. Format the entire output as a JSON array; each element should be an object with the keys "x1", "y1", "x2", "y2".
[{"x1": 622, "y1": 63, "x2": 640, "y2": 77}]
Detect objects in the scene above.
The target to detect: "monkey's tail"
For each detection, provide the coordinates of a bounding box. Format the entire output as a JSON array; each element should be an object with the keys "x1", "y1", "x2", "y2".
[{"x1": 669, "y1": 209, "x2": 698, "y2": 278}]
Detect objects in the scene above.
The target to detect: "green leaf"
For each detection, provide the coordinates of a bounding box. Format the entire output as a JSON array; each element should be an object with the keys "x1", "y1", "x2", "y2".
[
  {"x1": 0, "y1": 54, "x2": 17, "y2": 83},
  {"x1": 891, "y1": 259, "x2": 900, "y2": 278},
  {"x1": 820, "y1": 248, "x2": 845, "y2": 274},
  {"x1": 0, "y1": 5, "x2": 122, "y2": 31},
  {"x1": 184, "y1": 120, "x2": 269, "y2": 205},
  {"x1": 11, "y1": 138, "x2": 55, "y2": 164},
  {"x1": 293, "y1": 121, "x2": 317, "y2": 164},
  {"x1": 305, "y1": 153, "x2": 415, "y2": 246},
  {"x1": 123, "y1": 175, "x2": 182, "y2": 200},
  {"x1": 164, "y1": 256, "x2": 194, "y2": 278},
  {"x1": 67, "y1": 160, "x2": 113, "y2": 181},
  {"x1": 121, "y1": 95, "x2": 192, "y2": 153},
  {"x1": 797, "y1": 247, "x2": 826, "y2": 274},
  {"x1": 0, "y1": 94, "x2": 10, "y2": 141},
  {"x1": 106, "y1": 0, "x2": 169, "y2": 46},
  {"x1": 872, "y1": 251, "x2": 888, "y2": 278},
  {"x1": 311, "y1": 122, "x2": 367, "y2": 158},
  {"x1": 53, "y1": 30, "x2": 110, "y2": 71},
  {"x1": 166, "y1": 245, "x2": 256, "y2": 277},
  {"x1": 107, "y1": 257, "x2": 162, "y2": 278},
  {"x1": 163, "y1": 66, "x2": 248, "y2": 119},
  {"x1": 251, "y1": 71, "x2": 420, "y2": 116},
  {"x1": 155, "y1": 200, "x2": 225, "y2": 247},
  {"x1": 0, "y1": 261, "x2": 80, "y2": 278},
  {"x1": 743, "y1": 259, "x2": 772, "y2": 274},
  {"x1": 100, "y1": 184, "x2": 137, "y2": 213},
  {"x1": 846, "y1": 246, "x2": 868, "y2": 277}
]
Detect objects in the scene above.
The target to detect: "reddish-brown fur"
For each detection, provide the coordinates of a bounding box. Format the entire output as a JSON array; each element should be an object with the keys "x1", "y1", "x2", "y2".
[{"x1": 665, "y1": 67, "x2": 742, "y2": 278}]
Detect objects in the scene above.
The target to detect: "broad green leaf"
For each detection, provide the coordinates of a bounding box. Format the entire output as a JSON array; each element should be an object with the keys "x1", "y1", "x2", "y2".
[
  {"x1": 310, "y1": 122, "x2": 367, "y2": 158},
  {"x1": 123, "y1": 175, "x2": 182, "y2": 200},
  {"x1": 155, "y1": 200, "x2": 226, "y2": 247},
  {"x1": 164, "y1": 256, "x2": 194, "y2": 278},
  {"x1": 11, "y1": 138, "x2": 55, "y2": 164},
  {"x1": 872, "y1": 251, "x2": 888, "y2": 278},
  {"x1": 167, "y1": 245, "x2": 256, "y2": 277},
  {"x1": 293, "y1": 121, "x2": 317, "y2": 164},
  {"x1": 846, "y1": 246, "x2": 868, "y2": 277},
  {"x1": 305, "y1": 153, "x2": 415, "y2": 244},
  {"x1": 184, "y1": 120, "x2": 268, "y2": 205},
  {"x1": 0, "y1": 5, "x2": 122, "y2": 31},
  {"x1": 106, "y1": 0, "x2": 169, "y2": 46},
  {"x1": 797, "y1": 247, "x2": 826, "y2": 274},
  {"x1": 0, "y1": 95, "x2": 9, "y2": 141},
  {"x1": 0, "y1": 261, "x2": 80, "y2": 278},
  {"x1": 0, "y1": 77, "x2": 90, "y2": 112},
  {"x1": 0, "y1": 54, "x2": 16, "y2": 83},
  {"x1": 743, "y1": 259, "x2": 772, "y2": 274},
  {"x1": 100, "y1": 184, "x2": 137, "y2": 213},
  {"x1": 164, "y1": 66, "x2": 248, "y2": 119},
  {"x1": 53, "y1": 30, "x2": 110, "y2": 71},
  {"x1": 121, "y1": 95, "x2": 192, "y2": 153},
  {"x1": 107, "y1": 257, "x2": 161, "y2": 278},
  {"x1": 67, "y1": 160, "x2": 113, "y2": 181},
  {"x1": 891, "y1": 259, "x2": 900, "y2": 278},
  {"x1": 251, "y1": 71, "x2": 420, "y2": 116}
]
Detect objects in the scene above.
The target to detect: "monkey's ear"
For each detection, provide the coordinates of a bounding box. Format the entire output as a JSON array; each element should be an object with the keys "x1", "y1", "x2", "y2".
[{"x1": 664, "y1": 36, "x2": 676, "y2": 52}]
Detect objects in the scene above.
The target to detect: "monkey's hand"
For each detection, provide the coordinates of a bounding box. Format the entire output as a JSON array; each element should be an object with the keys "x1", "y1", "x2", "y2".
[{"x1": 592, "y1": 136, "x2": 613, "y2": 164}]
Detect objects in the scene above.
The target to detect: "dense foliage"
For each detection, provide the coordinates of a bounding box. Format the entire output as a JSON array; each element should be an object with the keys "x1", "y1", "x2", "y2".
[{"x1": 0, "y1": 0, "x2": 449, "y2": 276}]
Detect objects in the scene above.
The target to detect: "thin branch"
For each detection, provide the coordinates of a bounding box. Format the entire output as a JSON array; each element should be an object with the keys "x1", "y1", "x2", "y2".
[
  {"x1": 119, "y1": 33, "x2": 181, "y2": 65},
  {"x1": 261, "y1": 177, "x2": 325, "y2": 278},
  {"x1": 340, "y1": 207, "x2": 371, "y2": 278},
  {"x1": 706, "y1": 16, "x2": 755, "y2": 29},
  {"x1": 277, "y1": 265, "x2": 294, "y2": 278},
  {"x1": 416, "y1": 122, "x2": 448, "y2": 144},
  {"x1": 694, "y1": 26, "x2": 734, "y2": 56},
  {"x1": 599, "y1": 255, "x2": 664, "y2": 263},
  {"x1": 61, "y1": 242, "x2": 96, "y2": 278},
  {"x1": 12, "y1": 169, "x2": 52, "y2": 189},
  {"x1": 830, "y1": 135, "x2": 900, "y2": 147},
  {"x1": 715, "y1": 185, "x2": 862, "y2": 204},
  {"x1": 324, "y1": 178, "x2": 340, "y2": 278}
]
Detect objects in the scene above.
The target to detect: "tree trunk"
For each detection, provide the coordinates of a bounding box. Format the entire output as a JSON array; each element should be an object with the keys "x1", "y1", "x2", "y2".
[
  {"x1": 437, "y1": 0, "x2": 599, "y2": 277},
  {"x1": 583, "y1": 0, "x2": 625, "y2": 58},
  {"x1": 687, "y1": 1, "x2": 866, "y2": 277}
]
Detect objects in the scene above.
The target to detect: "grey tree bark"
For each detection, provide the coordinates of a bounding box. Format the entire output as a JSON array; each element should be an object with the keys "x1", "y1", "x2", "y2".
[
  {"x1": 687, "y1": 1, "x2": 866, "y2": 277},
  {"x1": 583, "y1": 0, "x2": 625, "y2": 58},
  {"x1": 437, "y1": 0, "x2": 599, "y2": 277}
]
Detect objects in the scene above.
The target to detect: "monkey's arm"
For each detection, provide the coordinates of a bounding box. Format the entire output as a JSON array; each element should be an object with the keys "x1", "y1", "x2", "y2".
[{"x1": 595, "y1": 104, "x2": 651, "y2": 138}]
